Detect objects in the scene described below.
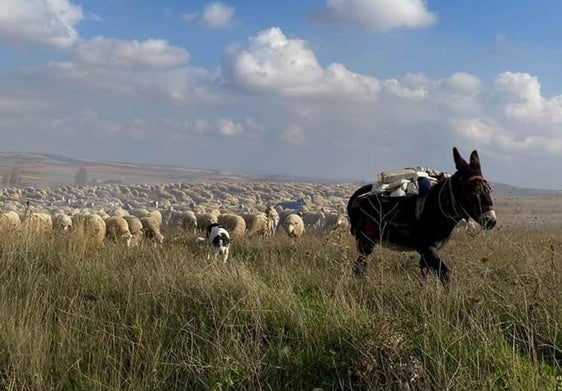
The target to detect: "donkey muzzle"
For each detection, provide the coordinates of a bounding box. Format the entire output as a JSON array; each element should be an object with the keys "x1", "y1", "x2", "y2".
[{"x1": 480, "y1": 210, "x2": 497, "y2": 230}]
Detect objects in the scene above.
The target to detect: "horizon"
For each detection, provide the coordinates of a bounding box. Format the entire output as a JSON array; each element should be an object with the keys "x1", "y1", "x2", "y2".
[{"x1": 2, "y1": 150, "x2": 561, "y2": 195}]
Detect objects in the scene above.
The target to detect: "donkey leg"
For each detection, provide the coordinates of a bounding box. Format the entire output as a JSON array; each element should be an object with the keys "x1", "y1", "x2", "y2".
[
  {"x1": 418, "y1": 255, "x2": 429, "y2": 281},
  {"x1": 353, "y1": 238, "x2": 375, "y2": 278},
  {"x1": 353, "y1": 256, "x2": 368, "y2": 277},
  {"x1": 420, "y1": 247, "x2": 450, "y2": 285}
]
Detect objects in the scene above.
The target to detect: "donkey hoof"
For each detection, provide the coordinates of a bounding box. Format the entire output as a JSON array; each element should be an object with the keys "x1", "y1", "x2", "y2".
[{"x1": 352, "y1": 259, "x2": 367, "y2": 278}]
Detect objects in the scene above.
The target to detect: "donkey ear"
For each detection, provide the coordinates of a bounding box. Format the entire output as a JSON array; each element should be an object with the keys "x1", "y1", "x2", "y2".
[
  {"x1": 453, "y1": 147, "x2": 468, "y2": 170},
  {"x1": 469, "y1": 150, "x2": 481, "y2": 169}
]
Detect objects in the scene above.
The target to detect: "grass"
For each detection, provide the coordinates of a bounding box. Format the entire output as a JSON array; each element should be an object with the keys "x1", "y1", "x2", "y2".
[{"x1": 0, "y1": 228, "x2": 560, "y2": 390}]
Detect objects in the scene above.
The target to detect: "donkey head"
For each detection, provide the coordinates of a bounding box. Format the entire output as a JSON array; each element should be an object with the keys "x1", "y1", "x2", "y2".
[{"x1": 453, "y1": 147, "x2": 497, "y2": 229}]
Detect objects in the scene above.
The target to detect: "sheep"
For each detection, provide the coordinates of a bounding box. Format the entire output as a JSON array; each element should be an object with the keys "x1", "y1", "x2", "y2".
[
  {"x1": 105, "y1": 215, "x2": 133, "y2": 247},
  {"x1": 123, "y1": 215, "x2": 144, "y2": 247},
  {"x1": 282, "y1": 213, "x2": 305, "y2": 239},
  {"x1": 217, "y1": 213, "x2": 246, "y2": 237},
  {"x1": 0, "y1": 211, "x2": 21, "y2": 231},
  {"x1": 108, "y1": 207, "x2": 129, "y2": 217},
  {"x1": 276, "y1": 209, "x2": 300, "y2": 232},
  {"x1": 140, "y1": 215, "x2": 165, "y2": 245},
  {"x1": 276, "y1": 198, "x2": 306, "y2": 210},
  {"x1": 195, "y1": 212, "x2": 219, "y2": 232},
  {"x1": 53, "y1": 213, "x2": 73, "y2": 232},
  {"x1": 182, "y1": 210, "x2": 198, "y2": 233},
  {"x1": 243, "y1": 212, "x2": 269, "y2": 237},
  {"x1": 265, "y1": 204, "x2": 279, "y2": 237},
  {"x1": 165, "y1": 209, "x2": 197, "y2": 233},
  {"x1": 322, "y1": 212, "x2": 350, "y2": 232},
  {"x1": 21, "y1": 212, "x2": 53, "y2": 235},
  {"x1": 301, "y1": 211, "x2": 326, "y2": 233},
  {"x1": 71, "y1": 214, "x2": 106, "y2": 248},
  {"x1": 147, "y1": 209, "x2": 163, "y2": 225},
  {"x1": 130, "y1": 207, "x2": 149, "y2": 219}
]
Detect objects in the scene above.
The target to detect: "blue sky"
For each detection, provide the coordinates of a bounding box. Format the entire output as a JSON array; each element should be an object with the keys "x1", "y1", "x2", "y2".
[{"x1": 1, "y1": 0, "x2": 562, "y2": 188}]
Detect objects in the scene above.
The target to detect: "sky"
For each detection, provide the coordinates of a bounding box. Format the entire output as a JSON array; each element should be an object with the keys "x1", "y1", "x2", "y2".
[{"x1": 2, "y1": 0, "x2": 562, "y2": 189}]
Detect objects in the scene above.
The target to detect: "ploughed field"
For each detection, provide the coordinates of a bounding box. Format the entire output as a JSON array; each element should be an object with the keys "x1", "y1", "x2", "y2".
[{"x1": 0, "y1": 184, "x2": 561, "y2": 390}]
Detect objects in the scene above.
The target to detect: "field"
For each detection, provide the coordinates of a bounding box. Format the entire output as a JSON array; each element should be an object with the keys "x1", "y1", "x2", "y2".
[{"x1": 0, "y1": 195, "x2": 561, "y2": 390}]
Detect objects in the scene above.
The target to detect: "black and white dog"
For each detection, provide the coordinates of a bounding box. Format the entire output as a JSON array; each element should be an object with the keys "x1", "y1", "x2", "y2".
[{"x1": 204, "y1": 223, "x2": 231, "y2": 263}]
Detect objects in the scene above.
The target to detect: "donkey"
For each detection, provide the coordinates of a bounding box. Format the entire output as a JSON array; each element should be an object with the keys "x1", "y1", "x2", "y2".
[{"x1": 347, "y1": 147, "x2": 497, "y2": 285}]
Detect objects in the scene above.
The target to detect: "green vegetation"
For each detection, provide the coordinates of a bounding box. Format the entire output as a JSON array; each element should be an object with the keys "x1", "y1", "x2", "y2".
[
  {"x1": 74, "y1": 167, "x2": 89, "y2": 186},
  {"x1": 0, "y1": 229, "x2": 560, "y2": 390}
]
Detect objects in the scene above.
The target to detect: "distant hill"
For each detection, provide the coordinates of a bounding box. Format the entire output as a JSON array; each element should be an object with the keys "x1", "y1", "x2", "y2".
[
  {"x1": 489, "y1": 182, "x2": 562, "y2": 196},
  {"x1": 0, "y1": 151, "x2": 559, "y2": 196},
  {"x1": 0, "y1": 151, "x2": 260, "y2": 187}
]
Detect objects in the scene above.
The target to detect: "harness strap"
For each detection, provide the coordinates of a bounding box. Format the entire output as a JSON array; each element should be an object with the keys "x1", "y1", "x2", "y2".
[
  {"x1": 437, "y1": 177, "x2": 467, "y2": 223},
  {"x1": 466, "y1": 175, "x2": 484, "y2": 182}
]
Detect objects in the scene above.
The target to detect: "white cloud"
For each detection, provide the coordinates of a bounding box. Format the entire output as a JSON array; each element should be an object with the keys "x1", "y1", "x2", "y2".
[
  {"x1": 0, "y1": 93, "x2": 48, "y2": 115},
  {"x1": 222, "y1": 27, "x2": 380, "y2": 98},
  {"x1": 381, "y1": 78, "x2": 427, "y2": 100},
  {"x1": 317, "y1": 0, "x2": 437, "y2": 31},
  {"x1": 0, "y1": 0, "x2": 83, "y2": 48},
  {"x1": 216, "y1": 116, "x2": 263, "y2": 138},
  {"x1": 442, "y1": 72, "x2": 482, "y2": 95},
  {"x1": 161, "y1": 116, "x2": 263, "y2": 139},
  {"x1": 282, "y1": 125, "x2": 307, "y2": 146},
  {"x1": 25, "y1": 37, "x2": 215, "y2": 103},
  {"x1": 451, "y1": 72, "x2": 562, "y2": 156},
  {"x1": 202, "y1": 2, "x2": 235, "y2": 29},
  {"x1": 73, "y1": 37, "x2": 190, "y2": 69},
  {"x1": 493, "y1": 71, "x2": 546, "y2": 121},
  {"x1": 217, "y1": 118, "x2": 244, "y2": 136},
  {"x1": 453, "y1": 118, "x2": 496, "y2": 146},
  {"x1": 38, "y1": 62, "x2": 215, "y2": 102}
]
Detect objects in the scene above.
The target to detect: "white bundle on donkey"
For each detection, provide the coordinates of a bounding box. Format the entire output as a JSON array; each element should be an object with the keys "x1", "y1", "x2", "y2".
[{"x1": 374, "y1": 167, "x2": 449, "y2": 197}]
